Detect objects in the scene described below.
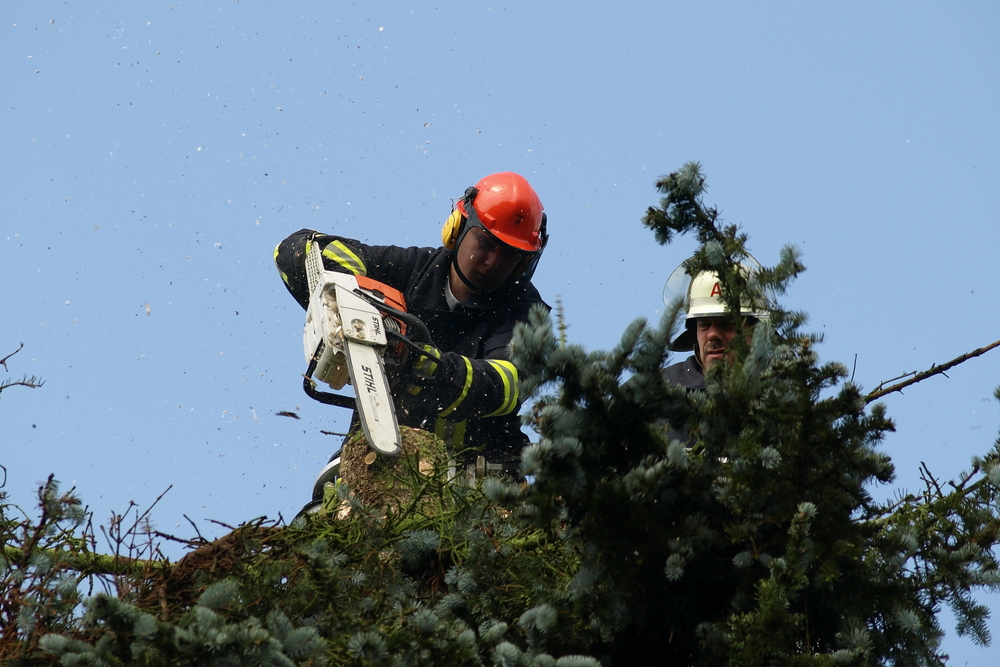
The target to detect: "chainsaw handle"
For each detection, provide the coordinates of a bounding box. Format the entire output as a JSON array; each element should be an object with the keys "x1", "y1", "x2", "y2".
[
  {"x1": 386, "y1": 329, "x2": 442, "y2": 360},
  {"x1": 352, "y1": 289, "x2": 437, "y2": 349},
  {"x1": 302, "y1": 357, "x2": 357, "y2": 409}
]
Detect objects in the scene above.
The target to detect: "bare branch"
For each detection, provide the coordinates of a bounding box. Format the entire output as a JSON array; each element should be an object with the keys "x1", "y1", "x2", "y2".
[
  {"x1": 872, "y1": 370, "x2": 919, "y2": 393},
  {"x1": 865, "y1": 338, "x2": 1000, "y2": 405},
  {"x1": 0, "y1": 376, "x2": 45, "y2": 394},
  {"x1": 1, "y1": 343, "x2": 44, "y2": 395},
  {"x1": 121, "y1": 485, "x2": 173, "y2": 540},
  {"x1": 0, "y1": 343, "x2": 25, "y2": 370},
  {"x1": 919, "y1": 461, "x2": 945, "y2": 499}
]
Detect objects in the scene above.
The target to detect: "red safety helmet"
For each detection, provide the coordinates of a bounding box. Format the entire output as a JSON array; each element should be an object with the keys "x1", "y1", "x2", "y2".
[
  {"x1": 443, "y1": 172, "x2": 548, "y2": 290},
  {"x1": 455, "y1": 172, "x2": 546, "y2": 252}
]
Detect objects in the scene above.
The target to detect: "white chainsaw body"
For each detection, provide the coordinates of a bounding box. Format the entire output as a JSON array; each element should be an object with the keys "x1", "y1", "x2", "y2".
[{"x1": 303, "y1": 243, "x2": 402, "y2": 457}]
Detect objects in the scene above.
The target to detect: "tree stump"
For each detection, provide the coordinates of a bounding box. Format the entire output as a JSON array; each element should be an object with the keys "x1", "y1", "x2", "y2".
[{"x1": 327, "y1": 425, "x2": 453, "y2": 516}]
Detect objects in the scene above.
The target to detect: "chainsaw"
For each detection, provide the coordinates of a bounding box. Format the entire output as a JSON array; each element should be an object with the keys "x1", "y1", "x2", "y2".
[{"x1": 300, "y1": 240, "x2": 414, "y2": 458}]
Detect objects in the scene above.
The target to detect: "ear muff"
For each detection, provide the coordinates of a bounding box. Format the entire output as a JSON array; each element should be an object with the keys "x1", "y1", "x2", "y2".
[
  {"x1": 441, "y1": 208, "x2": 464, "y2": 249},
  {"x1": 442, "y1": 186, "x2": 478, "y2": 249}
]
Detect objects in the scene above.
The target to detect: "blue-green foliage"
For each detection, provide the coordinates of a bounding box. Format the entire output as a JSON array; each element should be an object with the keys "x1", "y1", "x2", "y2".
[
  {"x1": 501, "y1": 162, "x2": 1000, "y2": 665},
  {"x1": 4, "y1": 163, "x2": 1000, "y2": 666},
  {"x1": 37, "y1": 593, "x2": 325, "y2": 667}
]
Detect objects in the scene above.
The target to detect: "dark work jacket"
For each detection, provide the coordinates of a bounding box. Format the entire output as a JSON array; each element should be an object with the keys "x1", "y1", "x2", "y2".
[
  {"x1": 661, "y1": 355, "x2": 706, "y2": 444},
  {"x1": 662, "y1": 355, "x2": 706, "y2": 391},
  {"x1": 275, "y1": 228, "x2": 547, "y2": 465}
]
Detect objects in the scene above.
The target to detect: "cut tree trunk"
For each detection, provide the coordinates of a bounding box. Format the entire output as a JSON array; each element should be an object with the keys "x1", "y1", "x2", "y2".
[{"x1": 331, "y1": 426, "x2": 453, "y2": 516}]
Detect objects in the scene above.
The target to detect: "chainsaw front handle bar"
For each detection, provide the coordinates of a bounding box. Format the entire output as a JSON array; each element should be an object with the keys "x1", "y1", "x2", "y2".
[
  {"x1": 353, "y1": 289, "x2": 437, "y2": 349},
  {"x1": 302, "y1": 356, "x2": 357, "y2": 409}
]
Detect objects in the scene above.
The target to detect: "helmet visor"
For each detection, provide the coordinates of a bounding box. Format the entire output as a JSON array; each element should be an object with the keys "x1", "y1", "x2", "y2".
[
  {"x1": 455, "y1": 221, "x2": 541, "y2": 292},
  {"x1": 470, "y1": 219, "x2": 539, "y2": 267},
  {"x1": 462, "y1": 191, "x2": 547, "y2": 253}
]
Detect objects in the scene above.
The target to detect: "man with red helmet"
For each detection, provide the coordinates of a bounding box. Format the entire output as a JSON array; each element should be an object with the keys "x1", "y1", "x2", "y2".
[{"x1": 274, "y1": 172, "x2": 548, "y2": 486}]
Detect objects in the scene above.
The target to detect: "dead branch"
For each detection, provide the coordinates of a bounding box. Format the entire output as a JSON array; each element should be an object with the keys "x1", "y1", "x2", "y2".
[
  {"x1": 0, "y1": 342, "x2": 25, "y2": 370},
  {"x1": 0, "y1": 343, "x2": 44, "y2": 394},
  {"x1": 865, "y1": 338, "x2": 1000, "y2": 405},
  {"x1": 0, "y1": 376, "x2": 45, "y2": 393}
]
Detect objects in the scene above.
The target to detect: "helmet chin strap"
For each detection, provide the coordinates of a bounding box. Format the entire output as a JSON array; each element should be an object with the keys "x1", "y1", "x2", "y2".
[
  {"x1": 450, "y1": 234, "x2": 528, "y2": 299},
  {"x1": 452, "y1": 253, "x2": 487, "y2": 296},
  {"x1": 449, "y1": 228, "x2": 490, "y2": 297}
]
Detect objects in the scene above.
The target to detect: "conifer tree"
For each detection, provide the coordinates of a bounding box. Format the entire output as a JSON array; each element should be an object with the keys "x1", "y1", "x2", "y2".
[
  {"x1": 501, "y1": 161, "x2": 1000, "y2": 665},
  {"x1": 3, "y1": 163, "x2": 999, "y2": 666}
]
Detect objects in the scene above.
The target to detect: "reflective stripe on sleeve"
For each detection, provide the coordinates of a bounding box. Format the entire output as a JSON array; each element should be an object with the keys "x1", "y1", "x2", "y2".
[
  {"x1": 434, "y1": 417, "x2": 468, "y2": 450},
  {"x1": 412, "y1": 345, "x2": 441, "y2": 378},
  {"x1": 274, "y1": 244, "x2": 290, "y2": 286},
  {"x1": 484, "y1": 359, "x2": 519, "y2": 417},
  {"x1": 322, "y1": 240, "x2": 367, "y2": 276},
  {"x1": 438, "y1": 356, "x2": 474, "y2": 418}
]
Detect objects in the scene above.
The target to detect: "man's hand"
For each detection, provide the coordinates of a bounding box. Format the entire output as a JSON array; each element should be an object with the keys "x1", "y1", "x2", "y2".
[{"x1": 396, "y1": 344, "x2": 443, "y2": 427}]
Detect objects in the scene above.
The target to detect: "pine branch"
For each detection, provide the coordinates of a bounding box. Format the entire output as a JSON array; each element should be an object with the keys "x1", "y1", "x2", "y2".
[
  {"x1": 2, "y1": 544, "x2": 167, "y2": 576},
  {"x1": 865, "y1": 338, "x2": 1000, "y2": 404},
  {"x1": 555, "y1": 296, "x2": 569, "y2": 347}
]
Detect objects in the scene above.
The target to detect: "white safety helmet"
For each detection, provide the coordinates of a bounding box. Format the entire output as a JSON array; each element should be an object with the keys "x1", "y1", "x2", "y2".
[{"x1": 663, "y1": 259, "x2": 772, "y2": 352}]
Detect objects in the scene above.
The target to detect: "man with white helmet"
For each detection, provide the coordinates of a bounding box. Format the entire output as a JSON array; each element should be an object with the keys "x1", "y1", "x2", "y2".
[
  {"x1": 658, "y1": 265, "x2": 768, "y2": 446},
  {"x1": 662, "y1": 264, "x2": 770, "y2": 391}
]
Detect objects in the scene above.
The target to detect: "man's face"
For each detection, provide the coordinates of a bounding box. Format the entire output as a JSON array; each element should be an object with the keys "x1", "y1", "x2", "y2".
[
  {"x1": 454, "y1": 225, "x2": 523, "y2": 293},
  {"x1": 695, "y1": 316, "x2": 753, "y2": 371}
]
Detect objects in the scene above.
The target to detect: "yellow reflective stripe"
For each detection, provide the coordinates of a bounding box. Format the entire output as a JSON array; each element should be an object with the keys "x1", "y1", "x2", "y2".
[
  {"x1": 413, "y1": 345, "x2": 441, "y2": 378},
  {"x1": 414, "y1": 357, "x2": 438, "y2": 376},
  {"x1": 484, "y1": 360, "x2": 519, "y2": 417},
  {"x1": 274, "y1": 244, "x2": 290, "y2": 285},
  {"x1": 439, "y1": 356, "x2": 474, "y2": 418},
  {"x1": 434, "y1": 418, "x2": 467, "y2": 449},
  {"x1": 322, "y1": 240, "x2": 366, "y2": 276}
]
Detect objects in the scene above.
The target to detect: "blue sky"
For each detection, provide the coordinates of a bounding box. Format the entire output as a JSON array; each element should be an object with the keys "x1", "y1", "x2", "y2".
[{"x1": 3, "y1": 2, "x2": 998, "y2": 660}]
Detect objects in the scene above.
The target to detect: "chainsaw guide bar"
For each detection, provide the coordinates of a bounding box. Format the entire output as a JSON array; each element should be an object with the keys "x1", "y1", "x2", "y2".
[{"x1": 302, "y1": 241, "x2": 403, "y2": 457}]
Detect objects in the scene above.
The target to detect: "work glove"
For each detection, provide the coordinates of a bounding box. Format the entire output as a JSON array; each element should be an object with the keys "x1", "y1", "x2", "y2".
[
  {"x1": 378, "y1": 304, "x2": 432, "y2": 390},
  {"x1": 396, "y1": 344, "x2": 444, "y2": 428}
]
